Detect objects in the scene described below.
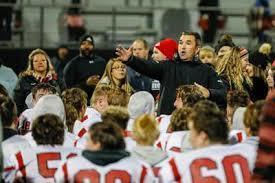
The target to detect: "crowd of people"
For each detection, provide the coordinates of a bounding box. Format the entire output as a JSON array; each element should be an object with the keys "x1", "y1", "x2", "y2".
[{"x1": 0, "y1": 30, "x2": 275, "y2": 182}]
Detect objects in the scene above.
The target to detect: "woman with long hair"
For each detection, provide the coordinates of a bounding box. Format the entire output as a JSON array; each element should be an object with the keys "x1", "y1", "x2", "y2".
[
  {"x1": 14, "y1": 48, "x2": 59, "y2": 114},
  {"x1": 97, "y1": 58, "x2": 133, "y2": 95},
  {"x1": 216, "y1": 46, "x2": 252, "y2": 92}
]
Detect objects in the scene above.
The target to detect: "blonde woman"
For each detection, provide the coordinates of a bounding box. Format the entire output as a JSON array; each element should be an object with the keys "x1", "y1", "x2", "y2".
[
  {"x1": 14, "y1": 48, "x2": 59, "y2": 114},
  {"x1": 97, "y1": 58, "x2": 133, "y2": 95},
  {"x1": 216, "y1": 47, "x2": 251, "y2": 92}
]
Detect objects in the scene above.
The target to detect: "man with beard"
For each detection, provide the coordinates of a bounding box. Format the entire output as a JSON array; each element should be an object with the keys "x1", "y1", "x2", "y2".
[{"x1": 64, "y1": 35, "x2": 106, "y2": 101}]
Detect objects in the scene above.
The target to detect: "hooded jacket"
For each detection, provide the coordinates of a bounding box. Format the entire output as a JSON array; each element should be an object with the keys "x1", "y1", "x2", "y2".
[
  {"x1": 131, "y1": 145, "x2": 168, "y2": 166},
  {"x1": 82, "y1": 149, "x2": 130, "y2": 166},
  {"x1": 126, "y1": 56, "x2": 227, "y2": 115}
]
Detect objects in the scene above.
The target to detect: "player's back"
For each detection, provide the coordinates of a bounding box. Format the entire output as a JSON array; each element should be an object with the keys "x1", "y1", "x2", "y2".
[
  {"x1": 159, "y1": 143, "x2": 257, "y2": 183},
  {"x1": 5, "y1": 145, "x2": 81, "y2": 183},
  {"x1": 55, "y1": 150, "x2": 154, "y2": 182}
]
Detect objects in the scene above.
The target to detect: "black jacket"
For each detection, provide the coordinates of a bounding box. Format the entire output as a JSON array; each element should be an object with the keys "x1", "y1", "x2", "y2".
[
  {"x1": 249, "y1": 76, "x2": 268, "y2": 102},
  {"x1": 63, "y1": 54, "x2": 106, "y2": 100},
  {"x1": 14, "y1": 75, "x2": 60, "y2": 114},
  {"x1": 126, "y1": 56, "x2": 227, "y2": 115}
]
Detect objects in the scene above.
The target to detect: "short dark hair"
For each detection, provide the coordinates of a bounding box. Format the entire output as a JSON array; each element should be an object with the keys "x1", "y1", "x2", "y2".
[
  {"x1": 0, "y1": 96, "x2": 17, "y2": 127},
  {"x1": 188, "y1": 100, "x2": 228, "y2": 144},
  {"x1": 32, "y1": 114, "x2": 64, "y2": 145},
  {"x1": 181, "y1": 31, "x2": 201, "y2": 47},
  {"x1": 88, "y1": 122, "x2": 125, "y2": 150},
  {"x1": 101, "y1": 106, "x2": 129, "y2": 130},
  {"x1": 31, "y1": 83, "x2": 58, "y2": 99}
]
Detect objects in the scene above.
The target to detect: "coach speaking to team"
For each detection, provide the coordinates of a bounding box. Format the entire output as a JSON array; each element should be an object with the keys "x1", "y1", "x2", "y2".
[{"x1": 116, "y1": 32, "x2": 227, "y2": 115}]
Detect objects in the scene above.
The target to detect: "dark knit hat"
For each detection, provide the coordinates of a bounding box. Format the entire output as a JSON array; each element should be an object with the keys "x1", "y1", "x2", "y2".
[
  {"x1": 80, "y1": 34, "x2": 94, "y2": 45},
  {"x1": 215, "y1": 34, "x2": 235, "y2": 53},
  {"x1": 249, "y1": 51, "x2": 269, "y2": 70}
]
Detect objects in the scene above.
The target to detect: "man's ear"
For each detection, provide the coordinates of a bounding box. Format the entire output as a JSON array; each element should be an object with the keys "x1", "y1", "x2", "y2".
[
  {"x1": 195, "y1": 46, "x2": 200, "y2": 55},
  {"x1": 199, "y1": 130, "x2": 209, "y2": 144}
]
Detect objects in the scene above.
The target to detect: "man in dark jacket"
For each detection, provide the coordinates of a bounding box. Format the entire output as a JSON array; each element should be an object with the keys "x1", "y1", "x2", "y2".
[
  {"x1": 63, "y1": 34, "x2": 106, "y2": 101},
  {"x1": 116, "y1": 32, "x2": 226, "y2": 115},
  {"x1": 51, "y1": 45, "x2": 70, "y2": 91}
]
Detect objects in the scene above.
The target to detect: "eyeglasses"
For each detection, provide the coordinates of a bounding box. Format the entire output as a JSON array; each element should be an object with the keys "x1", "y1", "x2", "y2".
[{"x1": 112, "y1": 65, "x2": 126, "y2": 70}]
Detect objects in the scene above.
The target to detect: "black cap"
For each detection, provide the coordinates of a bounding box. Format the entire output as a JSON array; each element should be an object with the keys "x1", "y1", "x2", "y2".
[
  {"x1": 249, "y1": 51, "x2": 269, "y2": 70},
  {"x1": 80, "y1": 34, "x2": 94, "y2": 45}
]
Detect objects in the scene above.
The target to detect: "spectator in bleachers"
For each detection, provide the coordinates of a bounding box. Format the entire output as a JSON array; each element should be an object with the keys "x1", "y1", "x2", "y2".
[
  {"x1": 64, "y1": 34, "x2": 106, "y2": 102},
  {"x1": 55, "y1": 122, "x2": 154, "y2": 182},
  {"x1": 14, "y1": 49, "x2": 59, "y2": 115},
  {"x1": 0, "y1": 58, "x2": 18, "y2": 98},
  {"x1": 252, "y1": 91, "x2": 275, "y2": 182},
  {"x1": 246, "y1": 51, "x2": 269, "y2": 102},
  {"x1": 199, "y1": 45, "x2": 216, "y2": 68},
  {"x1": 98, "y1": 58, "x2": 133, "y2": 95},
  {"x1": 127, "y1": 38, "x2": 153, "y2": 92},
  {"x1": 51, "y1": 45, "x2": 70, "y2": 91},
  {"x1": 116, "y1": 31, "x2": 227, "y2": 115}
]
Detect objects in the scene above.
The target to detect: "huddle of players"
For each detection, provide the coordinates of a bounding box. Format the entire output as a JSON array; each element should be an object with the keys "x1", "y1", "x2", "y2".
[{"x1": 1, "y1": 82, "x2": 270, "y2": 182}]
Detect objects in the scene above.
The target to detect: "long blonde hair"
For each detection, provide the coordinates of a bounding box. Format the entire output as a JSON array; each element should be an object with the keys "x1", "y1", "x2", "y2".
[
  {"x1": 216, "y1": 47, "x2": 245, "y2": 91},
  {"x1": 98, "y1": 58, "x2": 133, "y2": 94}
]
